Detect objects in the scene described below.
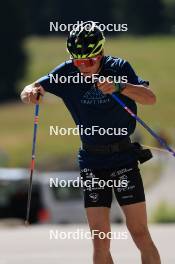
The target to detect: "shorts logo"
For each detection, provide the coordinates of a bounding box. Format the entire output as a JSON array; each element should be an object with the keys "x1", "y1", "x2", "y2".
[
  {"x1": 86, "y1": 171, "x2": 96, "y2": 179},
  {"x1": 110, "y1": 171, "x2": 117, "y2": 177},
  {"x1": 116, "y1": 167, "x2": 133, "y2": 176},
  {"x1": 110, "y1": 168, "x2": 133, "y2": 178},
  {"x1": 122, "y1": 195, "x2": 134, "y2": 199},
  {"x1": 119, "y1": 174, "x2": 128, "y2": 181},
  {"x1": 89, "y1": 193, "x2": 99, "y2": 202}
]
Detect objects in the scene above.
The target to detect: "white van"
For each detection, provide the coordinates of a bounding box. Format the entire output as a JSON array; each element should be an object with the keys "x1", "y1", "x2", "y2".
[{"x1": 0, "y1": 168, "x2": 123, "y2": 224}]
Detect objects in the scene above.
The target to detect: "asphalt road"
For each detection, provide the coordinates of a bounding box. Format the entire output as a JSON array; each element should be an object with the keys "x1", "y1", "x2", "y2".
[{"x1": 0, "y1": 224, "x2": 174, "y2": 264}]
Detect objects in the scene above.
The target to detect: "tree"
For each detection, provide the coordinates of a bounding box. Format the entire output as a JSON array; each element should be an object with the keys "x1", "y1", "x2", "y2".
[
  {"x1": 0, "y1": 0, "x2": 26, "y2": 102},
  {"x1": 112, "y1": 0, "x2": 165, "y2": 35}
]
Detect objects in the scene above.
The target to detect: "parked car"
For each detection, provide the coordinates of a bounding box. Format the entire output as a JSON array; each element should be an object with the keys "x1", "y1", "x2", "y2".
[{"x1": 0, "y1": 168, "x2": 123, "y2": 224}]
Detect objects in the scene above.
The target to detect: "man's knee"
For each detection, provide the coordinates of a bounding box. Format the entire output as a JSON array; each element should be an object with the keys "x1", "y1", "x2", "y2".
[
  {"x1": 127, "y1": 223, "x2": 152, "y2": 248},
  {"x1": 91, "y1": 228, "x2": 111, "y2": 252},
  {"x1": 86, "y1": 207, "x2": 111, "y2": 253}
]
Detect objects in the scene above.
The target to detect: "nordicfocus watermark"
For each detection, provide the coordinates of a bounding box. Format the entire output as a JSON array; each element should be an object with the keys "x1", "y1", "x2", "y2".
[
  {"x1": 50, "y1": 125, "x2": 128, "y2": 136},
  {"x1": 49, "y1": 21, "x2": 128, "y2": 32},
  {"x1": 49, "y1": 73, "x2": 128, "y2": 85},
  {"x1": 49, "y1": 176, "x2": 128, "y2": 189},
  {"x1": 50, "y1": 229, "x2": 128, "y2": 240}
]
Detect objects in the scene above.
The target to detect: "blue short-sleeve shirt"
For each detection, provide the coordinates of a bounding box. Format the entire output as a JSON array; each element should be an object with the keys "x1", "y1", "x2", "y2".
[{"x1": 38, "y1": 56, "x2": 149, "y2": 169}]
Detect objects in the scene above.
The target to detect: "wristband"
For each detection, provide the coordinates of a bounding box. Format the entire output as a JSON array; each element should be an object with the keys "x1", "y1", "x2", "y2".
[{"x1": 114, "y1": 82, "x2": 126, "y2": 93}]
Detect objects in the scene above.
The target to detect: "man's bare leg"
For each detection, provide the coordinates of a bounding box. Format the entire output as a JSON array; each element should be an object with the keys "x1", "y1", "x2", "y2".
[
  {"x1": 122, "y1": 202, "x2": 161, "y2": 264},
  {"x1": 86, "y1": 207, "x2": 114, "y2": 264}
]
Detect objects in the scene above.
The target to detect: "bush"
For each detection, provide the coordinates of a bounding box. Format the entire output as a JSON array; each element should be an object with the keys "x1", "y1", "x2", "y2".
[{"x1": 152, "y1": 201, "x2": 175, "y2": 223}]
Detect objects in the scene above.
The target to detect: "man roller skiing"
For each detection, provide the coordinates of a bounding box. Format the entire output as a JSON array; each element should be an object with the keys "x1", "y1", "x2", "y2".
[{"x1": 21, "y1": 21, "x2": 161, "y2": 264}]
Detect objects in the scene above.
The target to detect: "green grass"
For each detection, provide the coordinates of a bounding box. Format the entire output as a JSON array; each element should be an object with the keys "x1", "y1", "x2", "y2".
[{"x1": 1, "y1": 36, "x2": 175, "y2": 169}]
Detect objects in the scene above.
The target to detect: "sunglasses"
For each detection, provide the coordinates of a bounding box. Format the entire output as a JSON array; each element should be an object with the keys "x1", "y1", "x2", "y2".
[{"x1": 73, "y1": 56, "x2": 101, "y2": 67}]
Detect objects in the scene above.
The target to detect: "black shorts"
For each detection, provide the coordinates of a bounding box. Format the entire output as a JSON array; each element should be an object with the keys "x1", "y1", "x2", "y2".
[{"x1": 80, "y1": 162, "x2": 145, "y2": 208}]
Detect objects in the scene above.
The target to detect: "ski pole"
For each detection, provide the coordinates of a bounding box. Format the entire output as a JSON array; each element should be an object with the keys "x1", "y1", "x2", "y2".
[
  {"x1": 111, "y1": 93, "x2": 175, "y2": 157},
  {"x1": 25, "y1": 92, "x2": 41, "y2": 226}
]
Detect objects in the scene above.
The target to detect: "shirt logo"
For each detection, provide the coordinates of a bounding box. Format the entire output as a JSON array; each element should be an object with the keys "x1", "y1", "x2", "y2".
[{"x1": 81, "y1": 86, "x2": 110, "y2": 105}]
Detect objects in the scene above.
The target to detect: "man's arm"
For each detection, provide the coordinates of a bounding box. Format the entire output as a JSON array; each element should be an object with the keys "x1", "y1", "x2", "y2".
[
  {"x1": 120, "y1": 83, "x2": 156, "y2": 105},
  {"x1": 96, "y1": 81, "x2": 156, "y2": 105},
  {"x1": 20, "y1": 82, "x2": 45, "y2": 104}
]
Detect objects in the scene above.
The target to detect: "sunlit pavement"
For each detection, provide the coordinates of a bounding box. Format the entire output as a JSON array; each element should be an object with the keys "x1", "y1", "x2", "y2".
[
  {"x1": 0, "y1": 224, "x2": 174, "y2": 264},
  {"x1": 146, "y1": 154, "x2": 175, "y2": 217}
]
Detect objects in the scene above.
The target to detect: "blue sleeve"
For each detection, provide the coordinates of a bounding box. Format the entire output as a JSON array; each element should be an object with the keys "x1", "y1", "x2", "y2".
[
  {"x1": 37, "y1": 62, "x2": 67, "y2": 98},
  {"x1": 122, "y1": 61, "x2": 149, "y2": 86}
]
